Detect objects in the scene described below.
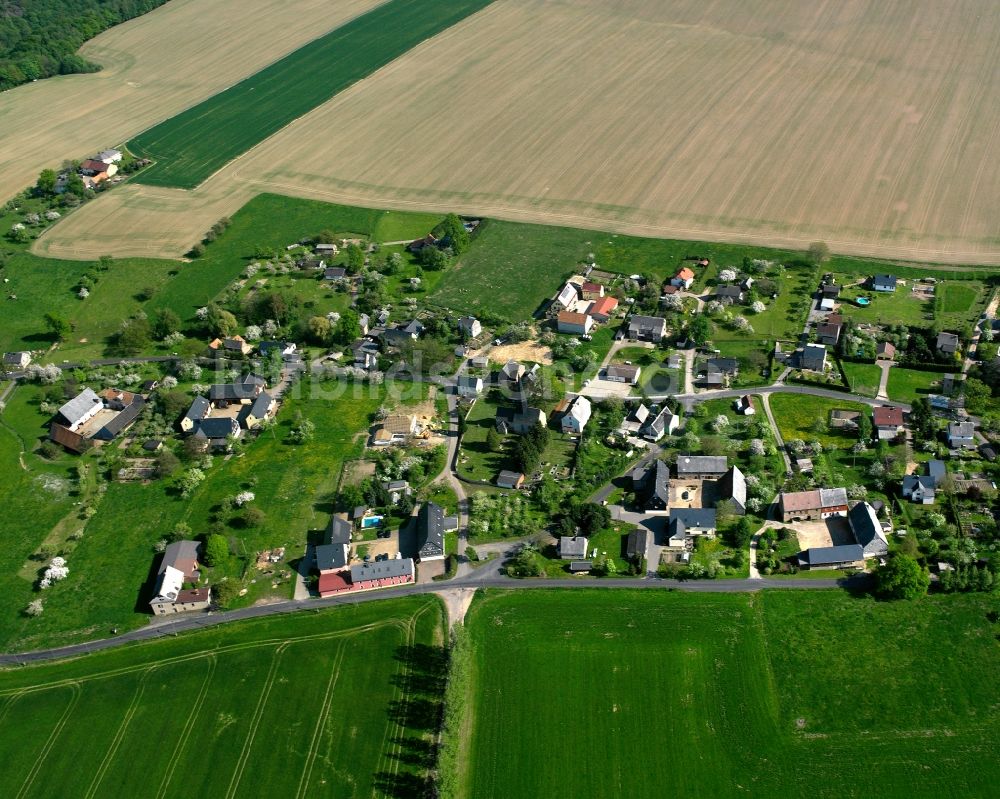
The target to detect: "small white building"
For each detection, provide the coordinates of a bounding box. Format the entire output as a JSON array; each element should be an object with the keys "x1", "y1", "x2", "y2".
[
  {"x1": 458, "y1": 316, "x2": 482, "y2": 339},
  {"x1": 456, "y1": 375, "x2": 484, "y2": 398},
  {"x1": 560, "y1": 395, "x2": 592, "y2": 434}
]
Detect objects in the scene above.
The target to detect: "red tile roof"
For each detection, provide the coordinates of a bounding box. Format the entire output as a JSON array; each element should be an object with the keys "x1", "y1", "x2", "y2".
[
  {"x1": 676, "y1": 267, "x2": 695, "y2": 280},
  {"x1": 557, "y1": 311, "x2": 590, "y2": 325},
  {"x1": 873, "y1": 406, "x2": 904, "y2": 427},
  {"x1": 589, "y1": 296, "x2": 618, "y2": 317}
]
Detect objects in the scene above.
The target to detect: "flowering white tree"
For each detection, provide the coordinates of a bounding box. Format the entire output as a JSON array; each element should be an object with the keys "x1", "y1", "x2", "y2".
[
  {"x1": 661, "y1": 293, "x2": 683, "y2": 311},
  {"x1": 749, "y1": 438, "x2": 766, "y2": 456},
  {"x1": 263, "y1": 319, "x2": 279, "y2": 337},
  {"x1": 234, "y1": 491, "x2": 255, "y2": 507},
  {"x1": 751, "y1": 300, "x2": 766, "y2": 314},
  {"x1": 713, "y1": 414, "x2": 730, "y2": 432},
  {"x1": 719, "y1": 268, "x2": 737, "y2": 282},
  {"x1": 179, "y1": 468, "x2": 206, "y2": 498},
  {"x1": 178, "y1": 361, "x2": 202, "y2": 380},
  {"x1": 195, "y1": 306, "x2": 209, "y2": 320},
  {"x1": 746, "y1": 497, "x2": 763, "y2": 513},
  {"x1": 161, "y1": 375, "x2": 178, "y2": 388},
  {"x1": 706, "y1": 300, "x2": 725, "y2": 316},
  {"x1": 788, "y1": 438, "x2": 806, "y2": 454},
  {"x1": 245, "y1": 264, "x2": 259, "y2": 278},
  {"x1": 77, "y1": 287, "x2": 89, "y2": 299},
  {"x1": 40, "y1": 557, "x2": 69, "y2": 589},
  {"x1": 733, "y1": 316, "x2": 753, "y2": 332},
  {"x1": 28, "y1": 363, "x2": 63, "y2": 384},
  {"x1": 847, "y1": 484, "x2": 868, "y2": 500},
  {"x1": 163, "y1": 331, "x2": 185, "y2": 346},
  {"x1": 25, "y1": 599, "x2": 43, "y2": 617},
  {"x1": 982, "y1": 327, "x2": 995, "y2": 343},
  {"x1": 244, "y1": 325, "x2": 262, "y2": 340}
]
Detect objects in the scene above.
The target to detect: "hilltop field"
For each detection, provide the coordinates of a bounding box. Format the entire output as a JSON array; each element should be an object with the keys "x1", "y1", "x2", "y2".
[
  {"x1": 459, "y1": 590, "x2": 1000, "y2": 798},
  {"x1": 21, "y1": 0, "x2": 1000, "y2": 264}
]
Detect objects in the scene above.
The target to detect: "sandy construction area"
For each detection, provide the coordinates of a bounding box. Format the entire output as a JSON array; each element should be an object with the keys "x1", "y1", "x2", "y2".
[
  {"x1": 34, "y1": 0, "x2": 1000, "y2": 264},
  {"x1": 488, "y1": 341, "x2": 553, "y2": 366},
  {"x1": 0, "y1": 0, "x2": 384, "y2": 201}
]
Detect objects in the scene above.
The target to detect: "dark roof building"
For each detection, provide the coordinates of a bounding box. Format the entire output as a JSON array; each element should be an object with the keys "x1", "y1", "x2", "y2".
[
  {"x1": 626, "y1": 529, "x2": 649, "y2": 559},
  {"x1": 417, "y1": 502, "x2": 455, "y2": 561},
  {"x1": 848, "y1": 501, "x2": 889, "y2": 557},
  {"x1": 676, "y1": 455, "x2": 728, "y2": 478},
  {"x1": 717, "y1": 466, "x2": 747, "y2": 514},
  {"x1": 798, "y1": 544, "x2": 864, "y2": 568}
]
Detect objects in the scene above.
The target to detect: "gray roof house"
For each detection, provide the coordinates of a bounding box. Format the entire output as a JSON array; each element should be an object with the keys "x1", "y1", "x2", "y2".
[
  {"x1": 559, "y1": 536, "x2": 589, "y2": 559},
  {"x1": 872, "y1": 274, "x2": 897, "y2": 292},
  {"x1": 799, "y1": 343, "x2": 827, "y2": 372},
  {"x1": 417, "y1": 502, "x2": 457, "y2": 562},
  {"x1": 3, "y1": 351, "x2": 31, "y2": 369},
  {"x1": 717, "y1": 466, "x2": 747, "y2": 514},
  {"x1": 848, "y1": 501, "x2": 889, "y2": 557},
  {"x1": 456, "y1": 375, "x2": 484, "y2": 397},
  {"x1": 634, "y1": 459, "x2": 671, "y2": 512},
  {"x1": 150, "y1": 540, "x2": 211, "y2": 616},
  {"x1": 936, "y1": 332, "x2": 960, "y2": 355},
  {"x1": 715, "y1": 284, "x2": 744, "y2": 303},
  {"x1": 641, "y1": 407, "x2": 679, "y2": 441},
  {"x1": 181, "y1": 396, "x2": 211, "y2": 432},
  {"x1": 627, "y1": 315, "x2": 667, "y2": 342},
  {"x1": 676, "y1": 455, "x2": 728, "y2": 479},
  {"x1": 902, "y1": 475, "x2": 937, "y2": 505},
  {"x1": 328, "y1": 514, "x2": 353, "y2": 545},
  {"x1": 668, "y1": 508, "x2": 717, "y2": 546},
  {"x1": 798, "y1": 544, "x2": 865, "y2": 570},
  {"x1": 927, "y1": 460, "x2": 947, "y2": 485},
  {"x1": 626, "y1": 529, "x2": 649, "y2": 560},
  {"x1": 948, "y1": 421, "x2": 976, "y2": 448}
]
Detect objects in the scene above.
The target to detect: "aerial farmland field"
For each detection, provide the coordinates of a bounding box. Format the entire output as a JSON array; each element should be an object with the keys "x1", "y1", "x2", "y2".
[
  {"x1": 0, "y1": 597, "x2": 444, "y2": 798},
  {"x1": 128, "y1": 0, "x2": 496, "y2": 188},
  {"x1": 460, "y1": 589, "x2": 1000, "y2": 798}
]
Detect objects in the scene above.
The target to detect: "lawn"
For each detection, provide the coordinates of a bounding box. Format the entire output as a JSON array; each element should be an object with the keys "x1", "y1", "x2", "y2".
[
  {"x1": 886, "y1": 366, "x2": 942, "y2": 404},
  {"x1": 712, "y1": 262, "x2": 816, "y2": 342},
  {"x1": 458, "y1": 392, "x2": 515, "y2": 483},
  {"x1": 0, "y1": 378, "x2": 384, "y2": 652},
  {"x1": 831, "y1": 275, "x2": 988, "y2": 328},
  {"x1": 842, "y1": 361, "x2": 883, "y2": 397},
  {"x1": 460, "y1": 589, "x2": 1000, "y2": 798},
  {"x1": 0, "y1": 596, "x2": 444, "y2": 798},
  {"x1": 769, "y1": 393, "x2": 869, "y2": 448},
  {"x1": 129, "y1": 0, "x2": 493, "y2": 188}
]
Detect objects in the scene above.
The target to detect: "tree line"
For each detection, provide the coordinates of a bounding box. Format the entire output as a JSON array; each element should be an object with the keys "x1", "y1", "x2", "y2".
[{"x1": 0, "y1": 0, "x2": 171, "y2": 91}]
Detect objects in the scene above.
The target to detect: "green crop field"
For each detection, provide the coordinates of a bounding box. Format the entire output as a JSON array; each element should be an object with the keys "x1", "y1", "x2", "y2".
[
  {"x1": 0, "y1": 596, "x2": 444, "y2": 798},
  {"x1": 129, "y1": 0, "x2": 494, "y2": 188},
  {"x1": 460, "y1": 589, "x2": 1000, "y2": 798}
]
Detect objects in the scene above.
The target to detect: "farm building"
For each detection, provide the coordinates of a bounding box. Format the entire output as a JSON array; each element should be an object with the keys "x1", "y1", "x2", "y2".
[
  {"x1": 149, "y1": 541, "x2": 211, "y2": 616},
  {"x1": 496, "y1": 470, "x2": 525, "y2": 489},
  {"x1": 3, "y1": 351, "x2": 31, "y2": 369},
  {"x1": 627, "y1": 315, "x2": 667, "y2": 342},
  {"x1": 588, "y1": 296, "x2": 619, "y2": 322},
  {"x1": 50, "y1": 387, "x2": 145, "y2": 453},
  {"x1": 798, "y1": 544, "x2": 864, "y2": 570},
  {"x1": 641, "y1": 407, "x2": 679, "y2": 441},
  {"x1": 632, "y1": 459, "x2": 671, "y2": 512},
  {"x1": 676, "y1": 455, "x2": 728, "y2": 479},
  {"x1": 778, "y1": 488, "x2": 849, "y2": 522},
  {"x1": 848, "y1": 502, "x2": 889, "y2": 557},
  {"x1": 417, "y1": 502, "x2": 457, "y2": 562},
  {"x1": 556, "y1": 311, "x2": 594, "y2": 335},
  {"x1": 580, "y1": 281, "x2": 604, "y2": 300}
]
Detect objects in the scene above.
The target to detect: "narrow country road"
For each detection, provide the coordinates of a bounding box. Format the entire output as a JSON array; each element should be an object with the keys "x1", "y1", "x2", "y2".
[{"x1": 758, "y1": 392, "x2": 792, "y2": 475}]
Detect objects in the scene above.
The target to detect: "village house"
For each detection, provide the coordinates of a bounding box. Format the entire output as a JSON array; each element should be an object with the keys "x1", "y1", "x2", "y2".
[
  {"x1": 715, "y1": 284, "x2": 744, "y2": 304},
  {"x1": 626, "y1": 529, "x2": 649, "y2": 561},
  {"x1": 381, "y1": 319, "x2": 425, "y2": 346},
  {"x1": 619, "y1": 403, "x2": 650, "y2": 436},
  {"x1": 458, "y1": 316, "x2": 482, "y2": 339},
  {"x1": 559, "y1": 535, "x2": 589, "y2": 560},
  {"x1": 495, "y1": 406, "x2": 547, "y2": 435},
  {"x1": 555, "y1": 282, "x2": 580, "y2": 309},
  {"x1": 3, "y1": 351, "x2": 31, "y2": 369},
  {"x1": 580, "y1": 281, "x2": 604, "y2": 300},
  {"x1": 559, "y1": 394, "x2": 592, "y2": 434},
  {"x1": 936, "y1": 332, "x2": 960, "y2": 356},
  {"x1": 79, "y1": 158, "x2": 118, "y2": 181},
  {"x1": 604, "y1": 364, "x2": 641, "y2": 385},
  {"x1": 876, "y1": 341, "x2": 896, "y2": 360},
  {"x1": 323, "y1": 266, "x2": 347, "y2": 281},
  {"x1": 948, "y1": 421, "x2": 976, "y2": 449},
  {"x1": 373, "y1": 414, "x2": 419, "y2": 446},
  {"x1": 316, "y1": 515, "x2": 353, "y2": 596},
  {"x1": 676, "y1": 455, "x2": 728, "y2": 480},
  {"x1": 902, "y1": 474, "x2": 937, "y2": 505},
  {"x1": 733, "y1": 395, "x2": 755, "y2": 415},
  {"x1": 237, "y1": 391, "x2": 276, "y2": 430},
  {"x1": 799, "y1": 343, "x2": 827, "y2": 372},
  {"x1": 817, "y1": 320, "x2": 842, "y2": 346},
  {"x1": 872, "y1": 406, "x2": 905, "y2": 441},
  {"x1": 872, "y1": 274, "x2": 898, "y2": 292},
  {"x1": 352, "y1": 338, "x2": 381, "y2": 371},
  {"x1": 557, "y1": 311, "x2": 594, "y2": 336},
  {"x1": 314, "y1": 242, "x2": 339, "y2": 256},
  {"x1": 381, "y1": 480, "x2": 412, "y2": 504},
  {"x1": 208, "y1": 335, "x2": 252, "y2": 358},
  {"x1": 820, "y1": 282, "x2": 841, "y2": 300},
  {"x1": 96, "y1": 149, "x2": 123, "y2": 164},
  {"x1": 296, "y1": 256, "x2": 325, "y2": 270},
  {"x1": 641, "y1": 407, "x2": 679, "y2": 441},
  {"x1": 627, "y1": 315, "x2": 668, "y2": 342},
  {"x1": 667, "y1": 508, "x2": 717, "y2": 547},
  {"x1": 849, "y1": 501, "x2": 889, "y2": 557},
  {"x1": 588, "y1": 295, "x2": 618, "y2": 322},
  {"x1": 496, "y1": 470, "x2": 525, "y2": 490},
  {"x1": 777, "y1": 487, "x2": 849, "y2": 522},
  {"x1": 417, "y1": 502, "x2": 457, "y2": 562},
  {"x1": 180, "y1": 396, "x2": 210, "y2": 432},
  {"x1": 149, "y1": 541, "x2": 211, "y2": 616},
  {"x1": 717, "y1": 466, "x2": 747, "y2": 515},
  {"x1": 258, "y1": 340, "x2": 297, "y2": 360},
  {"x1": 208, "y1": 375, "x2": 265, "y2": 408},
  {"x1": 632, "y1": 459, "x2": 671, "y2": 512},
  {"x1": 500, "y1": 359, "x2": 526, "y2": 386},
  {"x1": 192, "y1": 417, "x2": 241, "y2": 449},
  {"x1": 456, "y1": 375, "x2": 484, "y2": 398},
  {"x1": 670, "y1": 267, "x2": 695, "y2": 289}
]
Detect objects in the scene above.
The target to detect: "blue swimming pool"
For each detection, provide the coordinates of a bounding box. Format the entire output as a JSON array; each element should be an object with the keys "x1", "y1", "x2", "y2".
[
  {"x1": 856, "y1": 297, "x2": 871, "y2": 306},
  {"x1": 361, "y1": 515, "x2": 384, "y2": 529}
]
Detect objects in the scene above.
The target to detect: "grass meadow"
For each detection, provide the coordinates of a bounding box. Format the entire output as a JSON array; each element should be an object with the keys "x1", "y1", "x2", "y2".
[
  {"x1": 0, "y1": 378, "x2": 387, "y2": 652},
  {"x1": 769, "y1": 393, "x2": 869, "y2": 448},
  {"x1": 842, "y1": 361, "x2": 883, "y2": 397},
  {"x1": 461, "y1": 589, "x2": 1000, "y2": 799},
  {"x1": 0, "y1": 596, "x2": 444, "y2": 798},
  {"x1": 886, "y1": 367, "x2": 942, "y2": 404},
  {"x1": 129, "y1": 0, "x2": 493, "y2": 188}
]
